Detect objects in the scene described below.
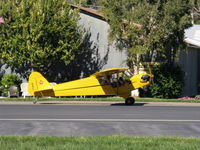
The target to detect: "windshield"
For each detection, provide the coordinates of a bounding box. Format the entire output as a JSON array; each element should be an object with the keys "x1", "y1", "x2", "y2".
[{"x1": 124, "y1": 70, "x2": 133, "y2": 78}]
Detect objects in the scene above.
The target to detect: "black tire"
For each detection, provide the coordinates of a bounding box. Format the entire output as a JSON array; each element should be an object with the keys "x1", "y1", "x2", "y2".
[{"x1": 125, "y1": 97, "x2": 135, "y2": 105}]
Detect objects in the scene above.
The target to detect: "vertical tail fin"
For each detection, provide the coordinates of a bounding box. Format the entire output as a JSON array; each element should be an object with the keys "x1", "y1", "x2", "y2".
[{"x1": 28, "y1": 72, "x2": 53, "y2": 96}]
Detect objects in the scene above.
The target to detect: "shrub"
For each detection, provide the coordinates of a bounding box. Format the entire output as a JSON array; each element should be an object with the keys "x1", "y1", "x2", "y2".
[
  {"x1": 1, "y1": 74, "x2": 22, "y2": 87},
  {"x1": 149, "y1": 63, "x2": 184, "y2": 99},
  {"x1": 1, "y1": 74, "x2": 22, "y2": 97}
]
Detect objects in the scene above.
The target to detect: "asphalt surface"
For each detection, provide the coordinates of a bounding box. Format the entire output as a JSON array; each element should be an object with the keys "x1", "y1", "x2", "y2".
[{"x1": 0, "y1": 101, "x2": 200, "y2": 137}]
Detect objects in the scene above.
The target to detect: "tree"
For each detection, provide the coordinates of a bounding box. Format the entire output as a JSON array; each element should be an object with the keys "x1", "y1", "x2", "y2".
[
  {"x1": 0, "y1": 0, "x2": 84, "y2": 81},
  {"x1": 100, "y1": 0, "x2": 192, "y2": 73},
  {"x1": 192, "y1": 0, "x2": 200, "y2": 24},
  {"x1": 149, "y1": 63, "x2": 184, "y2": 98}
]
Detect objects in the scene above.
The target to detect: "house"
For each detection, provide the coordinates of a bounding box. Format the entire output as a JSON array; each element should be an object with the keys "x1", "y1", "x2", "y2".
[
  {"x1": 179, "y1": 25, "x2": 200, "y2": 96},
  {"x1": 71, "y1": 5, "x2": 127, "y2": 70}
]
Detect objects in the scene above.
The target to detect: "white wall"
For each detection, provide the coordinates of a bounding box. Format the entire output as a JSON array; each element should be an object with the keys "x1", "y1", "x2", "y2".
[{"x1": 79, "y1": 13, "x2": 127, "y2": 69}]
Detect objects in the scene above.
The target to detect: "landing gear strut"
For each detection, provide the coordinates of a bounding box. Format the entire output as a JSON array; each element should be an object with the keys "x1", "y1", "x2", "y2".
[{"x1": 125, "y1": 97, "x2": 135, "y2": 105}]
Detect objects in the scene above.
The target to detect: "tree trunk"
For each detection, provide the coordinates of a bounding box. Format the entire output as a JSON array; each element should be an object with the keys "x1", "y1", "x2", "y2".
[{"x1": 134, "y1": 54, "x2": 140, "y2": 74}]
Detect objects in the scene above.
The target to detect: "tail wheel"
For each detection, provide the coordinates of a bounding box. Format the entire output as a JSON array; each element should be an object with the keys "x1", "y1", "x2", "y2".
[{"x1": 125, "y1": 97, "x2": 135, "y2": 105}]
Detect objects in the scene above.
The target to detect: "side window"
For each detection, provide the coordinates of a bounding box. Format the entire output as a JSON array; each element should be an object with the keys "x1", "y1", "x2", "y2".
[
  {"x1": 98, "y1": 76, "x2": 107, "y2": 84},
  {"x1": 110, "y1": 73, "x2": 118, "y2": 83},
  {"x1": 118, "y1": 73, "x2": 125, "y2": 86},
  {"x1": 110, "y1": 73, "x2": 118, "y2": 88}
]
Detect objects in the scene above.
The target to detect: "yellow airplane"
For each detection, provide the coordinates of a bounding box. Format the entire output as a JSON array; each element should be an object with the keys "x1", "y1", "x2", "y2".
[{"x1": 28, "y1": 68, "x2": 153, "y2": 105}]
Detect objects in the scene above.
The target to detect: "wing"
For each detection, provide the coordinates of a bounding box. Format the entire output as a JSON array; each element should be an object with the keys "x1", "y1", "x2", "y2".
[{"x1": 91, "y1": 68, "x2": 128, "y2": 77}]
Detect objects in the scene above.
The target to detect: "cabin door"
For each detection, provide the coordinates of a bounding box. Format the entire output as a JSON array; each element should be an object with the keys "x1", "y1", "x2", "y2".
[{"x1": 109, "y1": 72, "x2": 133, "y2": 98}]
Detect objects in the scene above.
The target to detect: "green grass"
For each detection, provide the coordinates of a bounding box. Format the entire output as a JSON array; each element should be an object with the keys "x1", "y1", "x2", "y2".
[
  {"x1": 136, "y1": 97, "x2": 200, "y2": 103},
  {"x1": 0, "y1": 136, "x2": 200, "y2": 150},
  {"x1": 0, "y1": 96, "x2": 200, "y2": 103}
]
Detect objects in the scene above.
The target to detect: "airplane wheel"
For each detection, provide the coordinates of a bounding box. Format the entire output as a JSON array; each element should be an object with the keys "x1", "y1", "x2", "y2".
[{"x1": 125, "y1": 97, "x2": 135, "y2": 105}]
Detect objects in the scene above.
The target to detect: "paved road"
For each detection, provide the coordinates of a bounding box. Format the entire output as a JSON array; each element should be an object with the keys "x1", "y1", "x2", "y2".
[{"x1": 0, "y1": 103, "x2": 200, "y2": 137}]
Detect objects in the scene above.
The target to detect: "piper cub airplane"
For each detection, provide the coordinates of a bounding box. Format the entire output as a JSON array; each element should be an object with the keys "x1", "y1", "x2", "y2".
[{"x1": 28, "y1": 68, "x2": 153, "y2": 105}]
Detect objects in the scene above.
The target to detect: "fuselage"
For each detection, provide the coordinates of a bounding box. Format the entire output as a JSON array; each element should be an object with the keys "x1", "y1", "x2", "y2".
[
  {"x1": 29, "y1": 68, "x2": 153, "y2": 99},
  {"x1": 39, "y1": 73, "x2": 152, "y2": 99}
]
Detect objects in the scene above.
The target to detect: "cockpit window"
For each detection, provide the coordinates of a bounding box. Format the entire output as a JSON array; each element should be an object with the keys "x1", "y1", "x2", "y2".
[{"x1": 98, "y1": 70, "x2": 133, "y2": 87}]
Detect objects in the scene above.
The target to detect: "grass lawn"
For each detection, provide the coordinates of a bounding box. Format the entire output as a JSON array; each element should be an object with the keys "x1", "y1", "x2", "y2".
[
  {"x1": 0, "y1": 135, "x2": 200, "y2": 150},
  {"x1": 0, "y1": 96, "x2": 200, "y2": 103}
]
